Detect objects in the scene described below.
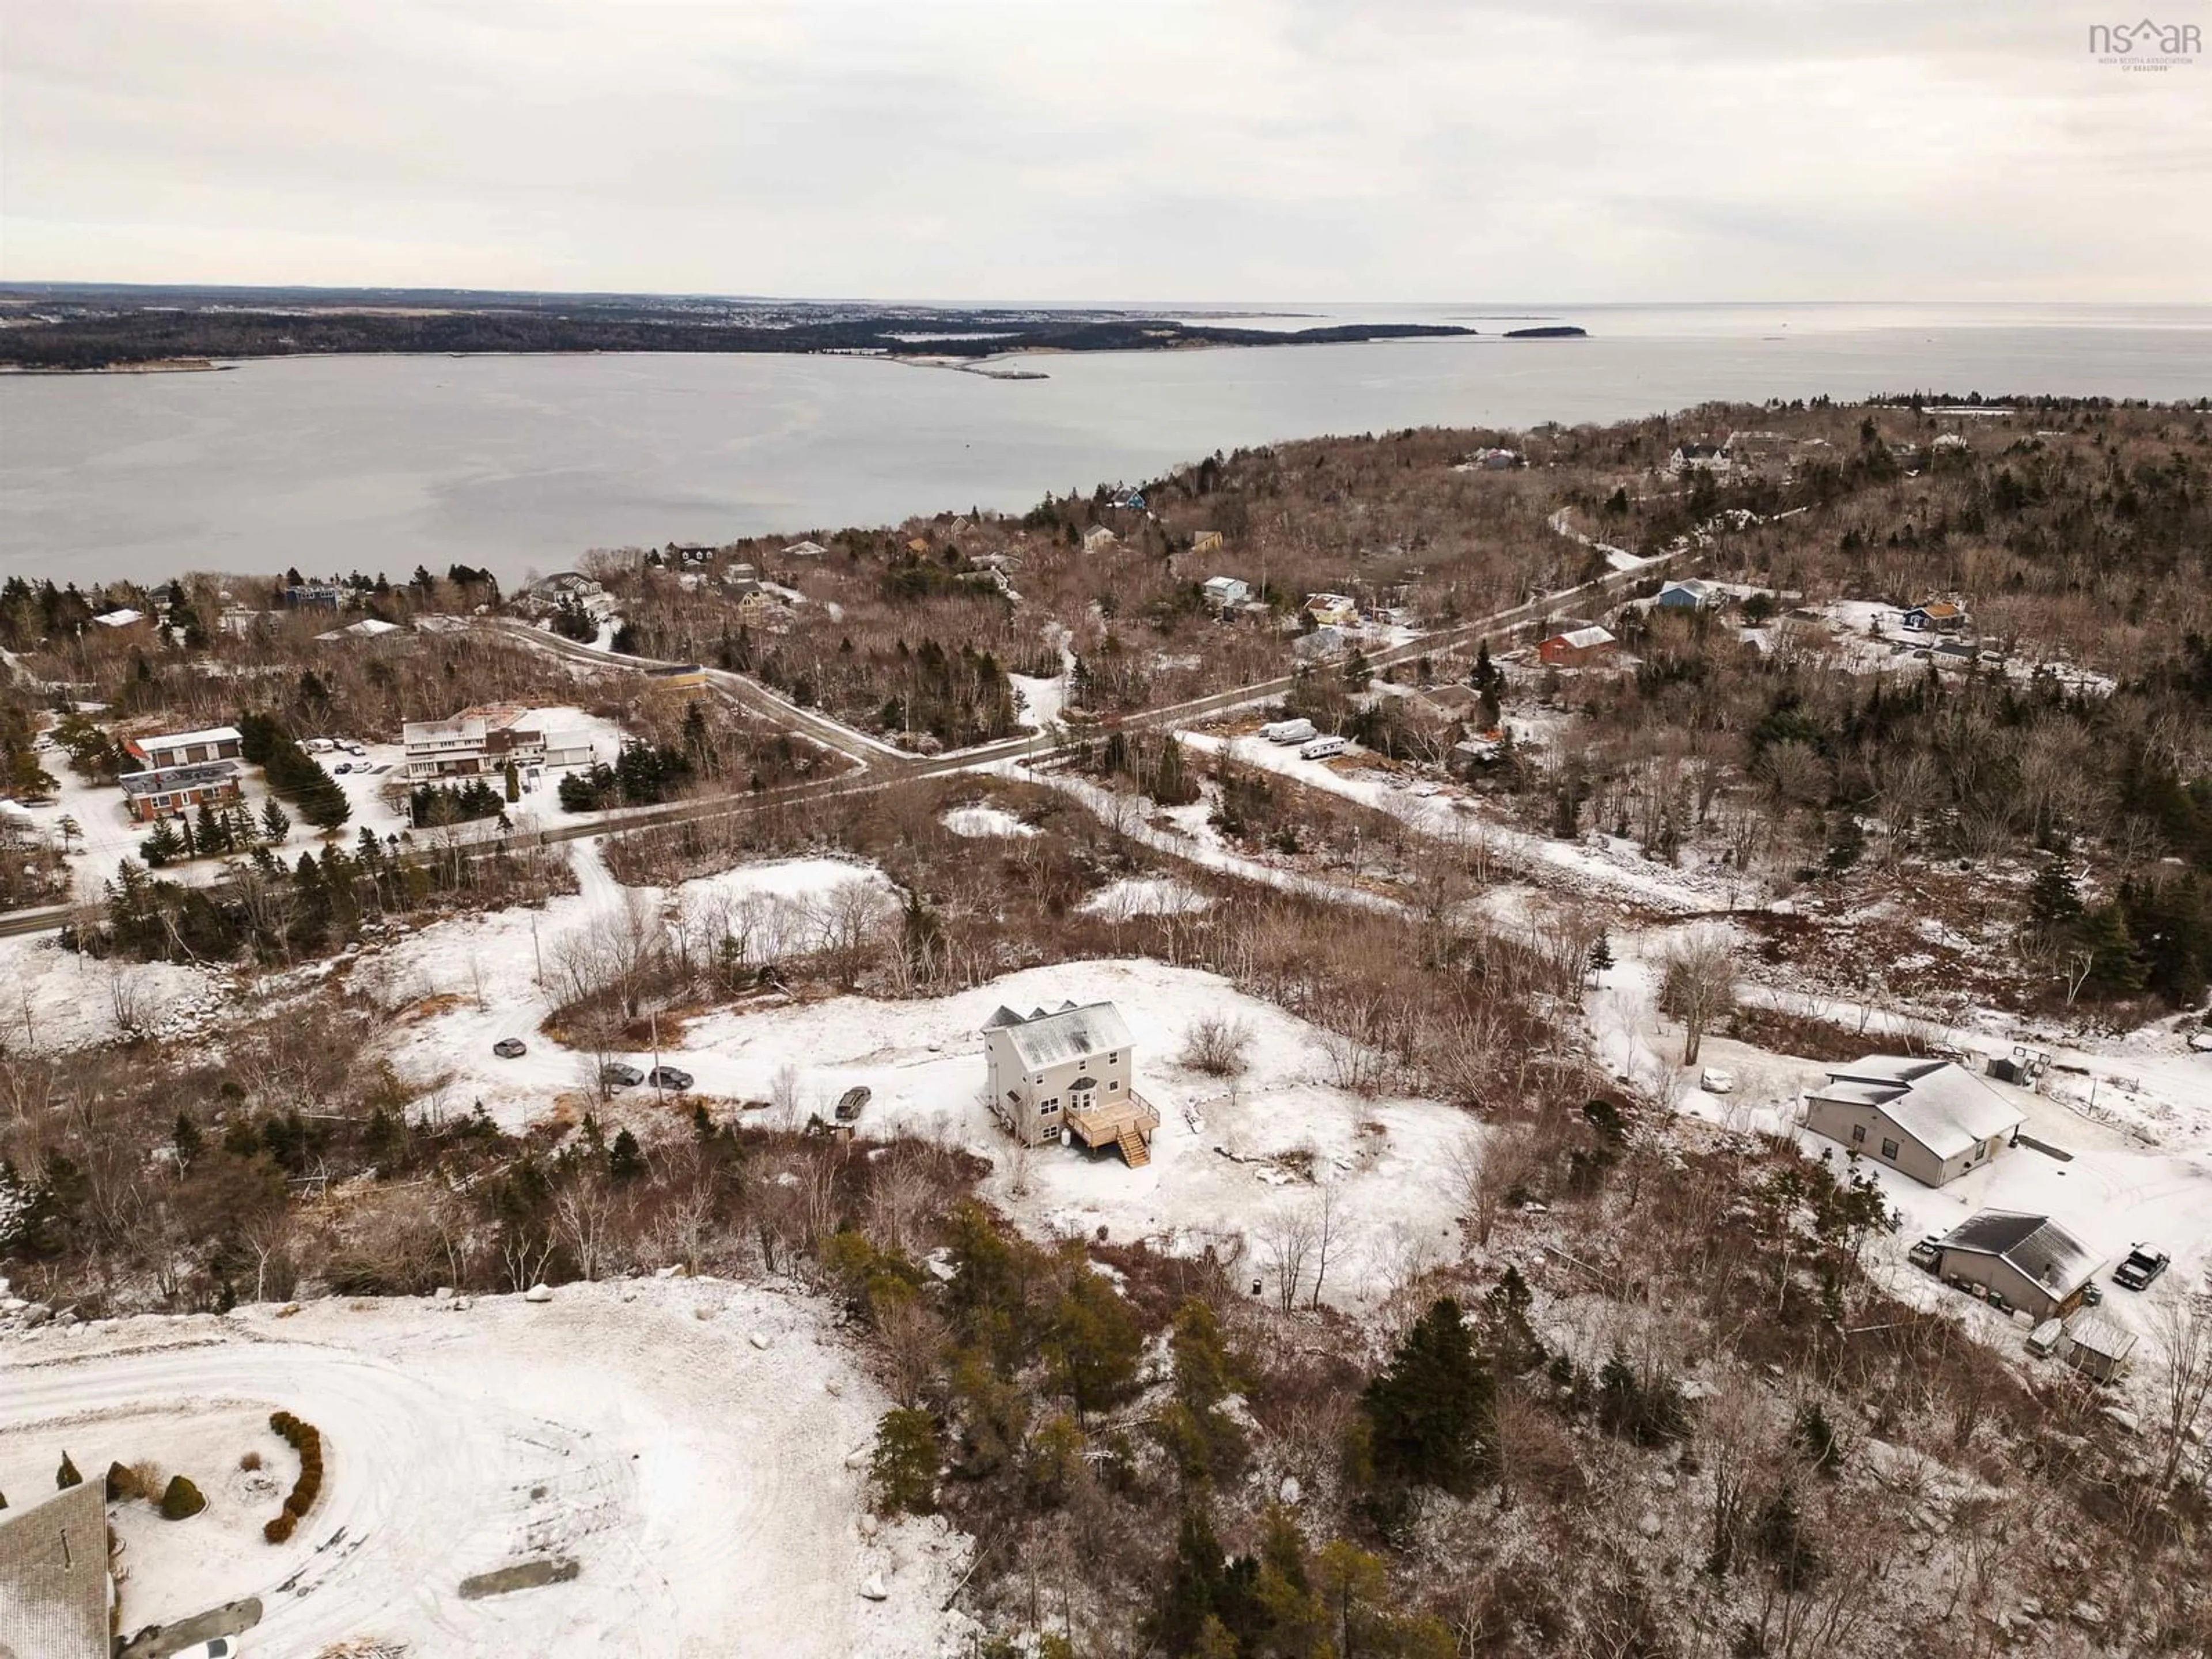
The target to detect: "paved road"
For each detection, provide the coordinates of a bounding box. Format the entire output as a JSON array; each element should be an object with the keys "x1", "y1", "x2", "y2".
[{"x1": 0, "y1": 552, "x2": 1681, "y2": 940}]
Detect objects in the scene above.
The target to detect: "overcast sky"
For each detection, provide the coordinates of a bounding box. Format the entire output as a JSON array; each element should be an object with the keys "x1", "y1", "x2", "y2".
[{"x1": 3, "y1": 1, "x2": 2207, "y2": 301}]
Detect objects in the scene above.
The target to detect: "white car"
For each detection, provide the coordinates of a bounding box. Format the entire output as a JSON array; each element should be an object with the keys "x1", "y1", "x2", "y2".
[
  {"x1": 1699, "y1": 1067, "x2": 1737, "y2": 1094},
  {"x1": 173, "y1": 1639, "x2": 240, "y2": 1659}
]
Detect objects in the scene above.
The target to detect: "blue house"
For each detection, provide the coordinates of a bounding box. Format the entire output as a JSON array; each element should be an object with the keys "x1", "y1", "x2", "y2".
[{"x1": 1656, "y1": 578, "x2": 1717, "y2": 611}]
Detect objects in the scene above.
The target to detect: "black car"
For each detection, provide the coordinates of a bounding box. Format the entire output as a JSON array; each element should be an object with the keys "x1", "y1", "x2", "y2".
[
  {"x1": 647, "y1": 1065, "x2": 694, "y2": 1092},
  {"x1": 2113, "y1": 1247, "x2": 2170, "y2": 1291},
  {"x1": 493, "y1": 1037, "x2": 527, "y2": 1059},
  {"x1": 600, "y1": 1062, "x2": 646, "y2": 1089}
]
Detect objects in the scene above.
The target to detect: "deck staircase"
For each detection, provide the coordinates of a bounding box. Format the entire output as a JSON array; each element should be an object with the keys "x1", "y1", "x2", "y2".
[{"x1": 1115, "y1": 1127, "x2": 1152, "y2": 1169}]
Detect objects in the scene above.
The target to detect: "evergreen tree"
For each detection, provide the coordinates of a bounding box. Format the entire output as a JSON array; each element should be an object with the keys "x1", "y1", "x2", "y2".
[
  {"x1": 141, "y1": 816, "x2": 184, "y2": 867},
  {"x1": 868, "y1": 1407, "x2": 941, "y2": 1514},
  {"x1": 1361, "y1": 1297, "x2": 1495, "y2": 1495},
  {"x1": 261, "y1": 797, "x2": 291, "y2": 843},
  {"x1": 2027, "y1": 856, "x2": 2083, "y2": 934},
  {"x1": 1045, "y1": 1259, "x2": 1143, "y2": 1414},
  {"x1": 56, "y1": 1451, "x2": 82, "y2": 1489},
  {"x1": 608, "y1": 1127, "x2": 645, "y2": 1181},
  {"x1": 1586, "y1": 930, "x2": 1615, "y2": 979},
  {"x1": 172, "y1": 1111, "x2": 203, "y2": 1170}
]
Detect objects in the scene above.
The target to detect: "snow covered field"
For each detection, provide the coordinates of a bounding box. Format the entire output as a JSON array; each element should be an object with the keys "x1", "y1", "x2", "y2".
[
  {"x1": 940, "y1": 803, "x2": 1036, "y2": 839},
  {"x1": 0, "y1": 1280, "x2": 968, "y2": 1659},
  {"x1": 387, "y1": 938, "x2": 1468, "y2": 1307},
  {"x1": 367, "y1": 844, "x2": 898, "y2": 1127},
  {"x1": 1180, "y1": 729, "x2": 1744, "y2": 914}
]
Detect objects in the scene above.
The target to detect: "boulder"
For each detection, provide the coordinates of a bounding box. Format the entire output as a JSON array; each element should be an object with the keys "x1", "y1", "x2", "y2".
[
  {"x1": 523, "y1": 1283, "x2": 554, "y2": 1304},
  {"x1": 749, "y1": 1332, "x2": 771, "y2": 1351},
  {"x1": 1638, "y1": 1512, "x2": 1664, "y2": 1539},
  {"x1": 858, "y1": 1573, "x2": 889, "y2": 1601},
  {"x1": 1279, "y1": 1476, "x2": 1301, "y2": 1506}
]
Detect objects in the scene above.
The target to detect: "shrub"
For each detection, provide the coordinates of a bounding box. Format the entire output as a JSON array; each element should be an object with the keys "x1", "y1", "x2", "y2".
[
  {"x1": 160, "y1": 1475, "x2": 207, "y2": 1520},
  {"x1": 105, "y1": 1461, "x2": 137, "y2": 1500},
  {"x1": 264, "y1": 1410, "x2": 325, "y2": 1538},
  {"x1": 1179, "y1": 1013, "x2": 1253, "y2": 1078},
  {"x1": 56, "y1": 1452, "x2": 81, "y2": 1490}
]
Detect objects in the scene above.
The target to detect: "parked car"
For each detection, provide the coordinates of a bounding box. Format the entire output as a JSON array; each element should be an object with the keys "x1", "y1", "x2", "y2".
[
  {"x1": 647, "y1": 1065, "x2": 694, "y2": 1091},
  {"x1": 600, "y1": 1062, "x2": 645, "y2": 1089},
  {"x1": 1907, "y1": 1236, "x2": 1944, "y2": 1273},
  {"x1": 173, "y1": 1639, "x2": 239, "y2": 1659},
  {"x1": 332, "y1": 762, "x2": 351, "y2": 774},
  {"x1": 493, "y1": 1037, "x2": 527, "y2": 1059},
  {"x1": 2113, "y1": 1247, "x2": 2171, "y2": 1291},
  {"x1": 345, "y1": 742, "x2": 367, "y2": 756}
]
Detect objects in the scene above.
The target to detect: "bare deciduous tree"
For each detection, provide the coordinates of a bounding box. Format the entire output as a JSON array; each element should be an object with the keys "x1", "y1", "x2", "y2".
[{"x1": 1658, "y1": 929, "x2": 1736, "y2": 1067}]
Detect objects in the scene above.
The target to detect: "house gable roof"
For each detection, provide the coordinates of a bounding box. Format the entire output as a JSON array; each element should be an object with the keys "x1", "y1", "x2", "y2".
[
  {"x1": 0, "y1": 1480, "x2": 109, "y2": 1659},
  {"x1": 1812, "y1": 1055, "x2": 2022, "y2": 1161},
  {"x1": 1548, "y1": 625, "x2": 1616, "y2": 651},
  {"x1": 1938, "y1": 1209, "x2": 2100, "y2": 1298},
  {"x1": 982, "y1": 999, "x2": 1132, "y2": 1071}
]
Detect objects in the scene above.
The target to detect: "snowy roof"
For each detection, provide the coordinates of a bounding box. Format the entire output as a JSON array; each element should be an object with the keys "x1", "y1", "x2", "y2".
[
  {"x1": 1659, "y1": 578, "x2": 1713, "y2": 600},
  {"x1": 1549, "y1": 625, "x2": 1616, "y2": 650},
  {"x1": 120, "y1": 760, "x2": 240, "y2": 796},
  {"x1": 2063, "y1": 1310, "x2": 2137, "y2": 1363},
  {"x1": 0, "y1": 1480, "x2": 109, "y2": 1659},
  {"x1": 91, "y1": 608, "x2": 146, "y2": 627},
  {"x1": 981, "y1": 999, "x2": 1132, "y2": 1070},
  {"x1": 1938, "y1": 1210, "x2": 2100, "y2": 1297},
  {"x1": 782, "y1": 540, "x2": 827, "y2": 556},
  {"x1": 1812, "y1": 1056, "x2": 2022, "y2": 1161},
  {"x1": 135, "y1": 725, "x2": 241, "y2": 752}
]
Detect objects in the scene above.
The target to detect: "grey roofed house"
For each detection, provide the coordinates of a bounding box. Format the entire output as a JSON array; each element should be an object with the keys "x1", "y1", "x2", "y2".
[
  {"x1": 0, "y1": 1480, "x2": 112, "y2": 1659},
  {"x1": 983, "y1": 999, "x2": 1134, "y2": 1073},
  {"x1": 1656, "y1": 578, "x2": 1717, "y2": 609},
  {"x1": 1936, "y1": 1210, "x2": 2101, "y2": 1321},
  {"x1": 1802, "y1": 1055, "x2": 2023, "y2": 1187}
]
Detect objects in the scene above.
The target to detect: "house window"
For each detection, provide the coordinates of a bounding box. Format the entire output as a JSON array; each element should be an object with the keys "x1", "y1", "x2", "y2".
[
  {"x1": 1109, "y1": 1080, "x2": 1120, "y2": 1091},
  {"x1": 1880, "y1": 1138, "x2": 1900, "y2": 1161},
  {"x1": 1040, "y1": 1099, "x2": 1059, "y2": 1115},
  {"x1": 1851, "y1": 1124, "x2": 1866, "y2": 1145}
]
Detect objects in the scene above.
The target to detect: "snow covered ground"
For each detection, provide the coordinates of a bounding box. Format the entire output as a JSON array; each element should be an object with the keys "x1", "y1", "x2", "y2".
[
  {"x1": 366, "y1": 844, "x2": 898, "y2": 1127},
  {"x1": 1179, "y1": 729, "x2": 1745, "y2": 914},
  {"x1": 1080, "y1": 876, "x2": 1211, "y2": 919},
  {"x1": 940, "y1": 804, "x2": 1036, "y2": 839},
  {"x1": 0, "y1": 932, "x2": 225, "y2": 1051},
  {"x1": 391, "y1": 945, "x2": 1469, "y2": 1307},
  {"x1": 0, "y1": 1279, "x2": 970, "y2": 1659}
]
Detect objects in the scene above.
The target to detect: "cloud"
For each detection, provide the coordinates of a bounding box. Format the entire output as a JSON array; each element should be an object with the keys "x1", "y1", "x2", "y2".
[{"x1": 2, "y1": 0, "x2": 2206, "y2": 298}]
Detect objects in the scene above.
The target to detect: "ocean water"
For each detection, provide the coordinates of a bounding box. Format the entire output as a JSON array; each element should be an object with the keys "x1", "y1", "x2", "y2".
[{"x1": 2, "y1": 302, "x2": 2207, "y2": 588}]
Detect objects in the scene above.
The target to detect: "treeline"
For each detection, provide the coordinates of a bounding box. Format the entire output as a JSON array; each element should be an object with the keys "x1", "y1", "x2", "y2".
[
  {"x1": 238, "y1": 713, "x2": 350, "y2": 828},
  {"x1": 1, "y1": 302, "x2": 1471, "y2": 370},
  {"x1": 556, "y1": 741, "x2": 694, "y2": 811},
  {"x1": 79, "y1": 833, "x2": 573, "y2": 965},
  {"x1": 719, "y1": 627, "x2": 1021, "y2": 751}
]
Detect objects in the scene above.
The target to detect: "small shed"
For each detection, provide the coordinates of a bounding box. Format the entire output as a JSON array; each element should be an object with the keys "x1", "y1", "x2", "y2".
[{"x1": 2063, "y1": 1312, "x2": 2137, "y2": 1383}]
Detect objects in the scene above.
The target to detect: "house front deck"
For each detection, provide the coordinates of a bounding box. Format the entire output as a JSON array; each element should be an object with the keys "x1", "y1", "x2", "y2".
[{"x1": 1065, "y1": 1093, "x2": 1161, "y2": 1168}]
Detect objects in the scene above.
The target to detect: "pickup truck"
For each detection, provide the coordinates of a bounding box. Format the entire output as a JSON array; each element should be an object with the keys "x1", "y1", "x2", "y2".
[{"x1": 2112, "y1": 1247, "x2": 2170, "y2": 1291}]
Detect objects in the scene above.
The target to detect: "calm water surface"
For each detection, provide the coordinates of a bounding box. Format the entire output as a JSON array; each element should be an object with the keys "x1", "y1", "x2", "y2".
[{"x1": 3, "y1": 302, "x2": 2207, "y2": 587}]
